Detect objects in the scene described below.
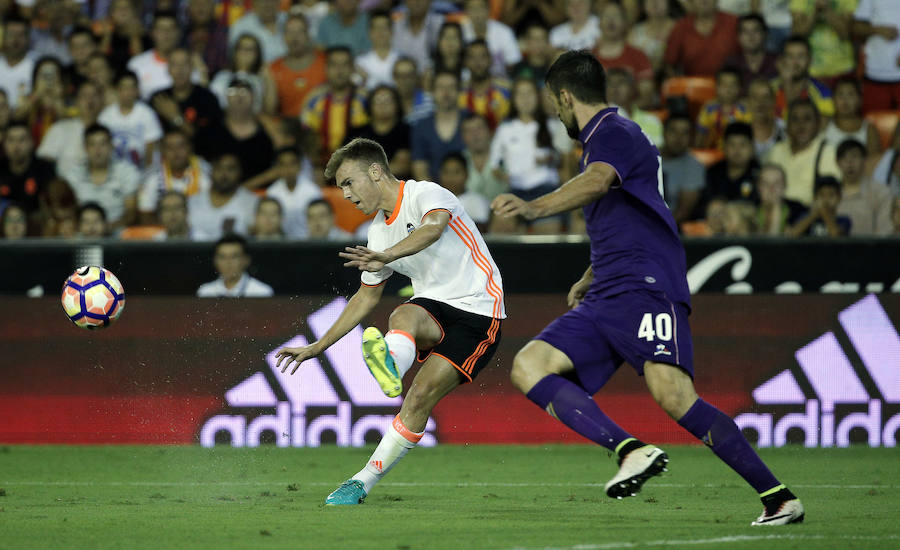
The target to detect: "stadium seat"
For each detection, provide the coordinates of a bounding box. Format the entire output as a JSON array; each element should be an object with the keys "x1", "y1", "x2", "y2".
[
  {"x1": 864, "y1": 110, "x2": 900, "y2": 149},
  {"x1": 661, "y1": 77, "x2": 717, "y2": 119},
  {"x1": 690, "y1": 148, "x2": 725, "y2": 167},
  {"x1": 119, "y1": 225, "x2": 164, "y2": 240}
]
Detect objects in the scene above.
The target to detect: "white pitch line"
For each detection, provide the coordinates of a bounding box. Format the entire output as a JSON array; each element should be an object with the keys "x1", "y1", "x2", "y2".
[
  {"x1": 504, "y1": 534, "x2": 900, "y2": 550},
  {"x1": 1, "y1": 481, "x2": 897, "y2": 489}
]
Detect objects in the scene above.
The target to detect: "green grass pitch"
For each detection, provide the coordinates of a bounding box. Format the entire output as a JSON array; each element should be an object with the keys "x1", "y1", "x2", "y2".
[{"x1": 0, "y1": 445, "x2": 897, "y2": 549}]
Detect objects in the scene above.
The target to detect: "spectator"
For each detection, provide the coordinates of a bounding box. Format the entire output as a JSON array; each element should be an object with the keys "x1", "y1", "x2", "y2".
[
  {"x1": 488, "y1": 76, "x2": 562, "y2": 234},
  {"x1": 703, "y1": 122, "x2": 760, "y2": 212},
  {"x1": 294, "y1": 0, "x2": 331, "y2": 42},
  {"x1": 720, "y1": 200, "x2": 757, "y2": 236},
  {"x1": 760, "y1": 0, "x2": 793, "y2": 53},
  {"x1": 29, "y1": 0, "x2": 72, "y2": 65},
  {"x1": 509, "y1": 24, "x2": 554, "y2": 85},
  {"x1": 660, "y1": 113, "x2": 705, "y2": 224},
  {"x1": 63, "y1": 27, "x2": 98, "y2": 94},
  {"x1": 138, "y1": 128, "x2": 210, "y2": 223},
  {"x1": 853, "y1": 0, "x2": 900, "y2": 111},
  {"x1": 438, "y1": 151, "x2": 490, "y2": 227},
  {"x1": 823, "y1": 78, "x2": 882, "y2": 157},
  {"x1": 695, "y1": 66, "x2": 751, "y2": 149},
  {"x1": 250, "y1": 196, "x2": 286, "y2": 240},
  {"x1": 460, "y1": 113, "x2": 506, "y2": 202},
  {"x1": 37, "y1": 81, "x2": 104, "y2": 168},
  {"x1": 628, "y1": 0, "x2": 677, "y2": 72},
  {"x1": 0, "y1": 14, "x2": 35, "y2": 111},
  {"x1": 746, "y1": 77, "x2": 787, "y2": 158},
  {"x1": 755, "y1": 163, "x2": 806, "y2": 236},
  {"x1": 60, "y1": 123, "x2": 140, "y2": 229},
  {"x1": 154, "y1": 190, "x2": 192, "y2": 240},
  {"x1": 345, "y1": 85, "x2": 412, "y2": 180},
  {"x1": 0, "y1": 120, "x2": 56, "y2": 229},
  {"x1": 411, "y1": 70, "x2": 466, "y2": 182},
  {"x1": 210, "y1": 34, "x2": 268, "y2": 115},
  {"x1": 460, "y1": 39, "x2": 511, "y2": 130},
  {"x1": 607, "y1": 67, "x2": 664, "y2": 148},
  {"x1": 594, "y1": 1, "x2": 654, "y2": 84},
  {"x1": 306, "y1": 197, "x2": 352, "y2": 240},
  {"x1": 199, "y1": 78, "x2": 277, "y2": 189},
  {"x1": 188, "y1": 152, "x2": 258, "y2": 240},
  {"x1": 15, "y1": 57, "x2": 67, "y2": 145},
  {"x1": 788, "y1": 175, "x2": 851, "y2": 236},
  {"x1": 766, "y1": 98, "x2": 840, "y2": 205},
  {"x1": 893, "y1": 196, "x2": 900, "y2": 234},
  {"x1": 85, "y1": 52, "x2": 117, "y2": 107},
  {"x1": 266, "y1": 14, "x2": 326, "y2": 118},
  {"x1": 355, "y1": 11, "x2": 400, "y2": 91},
  {"x1": 772, "y1": 35, "x2": 833, "y2": 119},
  {"x1": 227, "y1": 0, "x2": 286, "y2": 63},
  {"x1": 549, "y1": 0, "x2": 601, "y2": 52},
  {"x1": 500, "y1": 0, "x2": 567, "y2": 33},
  {"x1": 127, "y1": 11, "x2": 189, "y2": 100},
  {"x1": 392, "y1": 0, "x2": 445, "y2": 74},
  {"x1": 0, "y1": 201, "x2": 27, "y2": 239},
  {"x1": 462, "y1": 0, "x2": 521, "y2": 77},
  {"x1": 724, "y1": 14, "x2": 778, "y2": 94},
  {"x1": 99, "y1": 0, "x2": 151, "y2": 76},
  {"x1": 184, "y1": 0, "x2": 229, "y2": 77},
  {"x1": 98, "y1": 70, "x2": 163, "y2": 169},
  {"x1": 393, "y1": 57, "x2": 434, "y2": 124},
  {"x1": 197, "y1": 233, "x2": 274, "y2": 297},
  {"x1": 316, "y1": 0, "x2": 371, "y2": 57},
  {"x1": 663, "y1": 0, "x2": 739, "y2": 77},
  {"x1": 423, "y1": 22, "x2": 465, "y2": 90},
  {"x1": 791, "y1": 0, "x2": 856, "y2": 86},
  {"x1": 703, "y1": 195, "x2": 729, "y2": 235},
  {"x1": 39, "y1": 177, "x2": 78, "y2": 237},
  {"x1": 835, "y1": 138, "x2": 894, "y2": 236},
  {"x1": 76, "y1": 201, "x2": 109, "y2": 239},
  {"x1": 150, "y1": 48, "x2": 223, "y2": 143},
  {"x1": 265, "y1": 146, "x2": 322, "y2": 238}
]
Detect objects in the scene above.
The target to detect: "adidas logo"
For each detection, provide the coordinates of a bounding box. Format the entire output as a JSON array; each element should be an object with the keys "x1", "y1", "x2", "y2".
[
  {"x1": 735, "y1": 294, "x2": 900, "y2": 448},
  {"x1": 199, "y1": 298, "x2": 437, "y2": 448}
]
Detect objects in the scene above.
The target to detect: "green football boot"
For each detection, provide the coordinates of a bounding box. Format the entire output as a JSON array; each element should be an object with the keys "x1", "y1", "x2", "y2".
[{"x1": 362, "y1": 327, "x2": 402, "y2": 397}]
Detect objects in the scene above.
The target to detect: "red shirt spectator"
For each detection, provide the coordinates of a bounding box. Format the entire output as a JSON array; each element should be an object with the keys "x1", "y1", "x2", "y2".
[
  {"x1": 595, "y1": 45, "x2": 654, "y2": 82},
  {"x1": 664, "y1": 9, "x2": 739, "y2": 77}
]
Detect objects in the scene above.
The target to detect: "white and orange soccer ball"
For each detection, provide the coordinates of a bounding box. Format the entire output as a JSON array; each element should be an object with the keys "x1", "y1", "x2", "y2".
[{"x1": 61, "y1": 266, "x2": 125, "y2": 329}]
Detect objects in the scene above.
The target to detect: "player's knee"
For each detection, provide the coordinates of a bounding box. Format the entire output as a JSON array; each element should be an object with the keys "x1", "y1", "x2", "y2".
[
  {"x1": 510, "y1": 350, "x2": 542, "y2": 394},
  {"x1": 652, "y1": 388, "x2": 696, "y2": 420}
]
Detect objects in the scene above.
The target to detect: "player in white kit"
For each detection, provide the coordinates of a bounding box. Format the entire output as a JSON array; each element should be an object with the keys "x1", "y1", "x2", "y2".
[{"x1": 275, "y1": 138, "x2": 506, "y2": 505}]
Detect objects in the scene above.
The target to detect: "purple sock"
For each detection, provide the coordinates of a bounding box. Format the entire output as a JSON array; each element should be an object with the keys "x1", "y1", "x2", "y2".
[
  {"x1": 678, "y1": 398, "x2": 781, "y2": 494},
  {"x1": 526, "y1": 374, "x2": 634, "y2": 452}
]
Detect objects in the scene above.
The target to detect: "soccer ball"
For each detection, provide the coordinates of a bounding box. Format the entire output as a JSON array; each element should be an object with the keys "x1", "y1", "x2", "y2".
[{"x1": 61, "y1": 266, "x2": 126, "y2": 330}]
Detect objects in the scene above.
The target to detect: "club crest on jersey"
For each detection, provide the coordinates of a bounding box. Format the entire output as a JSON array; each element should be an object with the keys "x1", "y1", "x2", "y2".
[{"x1": 406, "y1": 223, "x2": 416, "y2": 234}]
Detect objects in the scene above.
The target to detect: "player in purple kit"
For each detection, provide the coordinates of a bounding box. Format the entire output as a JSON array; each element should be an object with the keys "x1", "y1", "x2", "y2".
[{"x1": 491, "y1": 51, "x2": 804, "y2": 526}]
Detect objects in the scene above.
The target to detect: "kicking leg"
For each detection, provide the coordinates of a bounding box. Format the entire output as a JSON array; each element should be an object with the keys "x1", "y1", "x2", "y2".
[
  {"x1": 326, "y1": 356, "x2": 461, "y2": 505},
  {"x1": 644, "y1": 361, "x2": 804, "y2": 525}
]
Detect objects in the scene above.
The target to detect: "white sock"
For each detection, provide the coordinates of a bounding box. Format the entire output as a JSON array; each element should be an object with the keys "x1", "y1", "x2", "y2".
[
  {"x1": 352, "y1": 416, "x2": 424, "y2": 494},
  {"x1": 384, "y1": 330, "x2": 416, "y2": 378}
]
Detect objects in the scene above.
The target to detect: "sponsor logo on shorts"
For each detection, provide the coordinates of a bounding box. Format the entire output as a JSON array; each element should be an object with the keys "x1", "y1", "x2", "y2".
[{"x1": 653, "y1": 343, "x2": 672, "y2": 356}]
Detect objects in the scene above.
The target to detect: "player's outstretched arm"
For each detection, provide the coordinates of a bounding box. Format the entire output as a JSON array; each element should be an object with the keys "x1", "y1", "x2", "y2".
[
  {"x1": 275, "y1": 283, "x2": 386, "y2": 374},
  {"x1": 339, "y1": 210, "x2": 451, "y2": 271},
  {"x1": 491, "y1": 162, "x2": 618, "y2": 220}
]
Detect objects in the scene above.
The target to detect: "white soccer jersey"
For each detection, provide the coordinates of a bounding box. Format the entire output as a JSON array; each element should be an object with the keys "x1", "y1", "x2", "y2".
[{"x1": 361, "y1": 180, "x2": 506, "y2": 319}]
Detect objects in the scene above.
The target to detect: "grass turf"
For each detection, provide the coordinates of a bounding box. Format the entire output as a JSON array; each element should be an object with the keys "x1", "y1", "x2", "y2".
[{"x1": 0, "y1": 445, "x2": 897, "y2": 550}]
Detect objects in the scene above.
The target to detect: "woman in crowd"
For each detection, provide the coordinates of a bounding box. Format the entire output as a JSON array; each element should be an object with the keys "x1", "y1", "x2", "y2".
[
  {"x1": 15, "y1": 57, "x2": 68, "y2": 145},
  {"x1": 344, "y1": 84, "x2": 412, "y2": 179},
  {"x1": 423, "y1": 22, "x2": 466, "y2": 91},
  {"x1": 210, "y1": 33, "x2": 271, "y2": 115},
  {"x1": 823, "y1": 77, "x2": 881, "y2": 158}
]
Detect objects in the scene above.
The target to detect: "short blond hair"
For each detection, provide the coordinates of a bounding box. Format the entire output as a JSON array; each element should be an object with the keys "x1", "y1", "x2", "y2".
[{"x1": 324, "y1": 138, "x2": 391, "y2": 183}]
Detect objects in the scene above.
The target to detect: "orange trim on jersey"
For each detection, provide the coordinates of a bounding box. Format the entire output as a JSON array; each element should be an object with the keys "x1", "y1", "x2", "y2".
[
  {"x1": 448, "y1": 219, "x2": 503, "y2": 318},
  {"x1": 384, "y1": 180, "x2": 406, "y2": 225},
  {"x1": 360, "y1": 279, "x2": 387, "y2": 288},
  {"x1": 387, "y1": 329, "x2": 416, "y2": 346},
  {"x1": 391, "y1": 415, "x2": 424, "y2": 443},
  {"x1": 421, "y1": 208, "x2": 452, "y2": 223},
  {"x1": 461, "y1": 317, "x2": 500, "y2": 374},
  {"x1": 430, "y1": 352, "x2": 473, "y2": 383}
]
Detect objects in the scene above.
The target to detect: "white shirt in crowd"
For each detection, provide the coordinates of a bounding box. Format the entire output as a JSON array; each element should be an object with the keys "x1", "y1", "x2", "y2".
[
  {"x1": 36, "y1": 118, "x2": 88, "y2": 166},
  {"x1": 549, "y1": 16, "x2": 601, "y2": 52},
  {"x1": 138, "y1": 157, "x2": 211, "y2": 213},
  {"x1": 362, "y1": 180, "x2": 506, "y2": 319},
  {"x1": 265, "y1": 165, "x2": 321, "y2": 238},
  {"x1": 461, "y1": 19, "x2": 522, "y2": 76},
  {"x1": 458, "y1": 191, "x2": 490, "y2": 225},
  {"x1": 355, "y1": 49, "x2": 401, "y2": 90},
  {"x1": 227, "y1": 12, "x2": 287, "y2": 63},
  {"x1": 98, "y1": 101, "x2": 163, "y2": 167},
  {"x1": 197, "y1": 273, "x2": 274, "y2": 297},
  {"x1": 59, "y1": 159, "x2": 141, "y2": 224},
  {"x1": 855, "y1": 0, "x2": 900, "y2": 82},
  {"x1": 127, "y1": 49, "x2": 203, "y2": 99},
  {"x1": 488, "y1": 118, "x2": 561, "y2": 192},
  {"x1": 188, "y1": 187, "x2": 259, "y2": 241},
  {"x1": 391, "y1": 11, "x2": 444, "y2": 72},
  {"x1": 0, "y1": 53, "x2": 34, "y2": 109}
]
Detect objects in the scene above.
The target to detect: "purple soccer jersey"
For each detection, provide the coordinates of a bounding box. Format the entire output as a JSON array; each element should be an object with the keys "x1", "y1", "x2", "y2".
[{"x1": 578, "y1": 107, "x2": 691, "y2": 309}]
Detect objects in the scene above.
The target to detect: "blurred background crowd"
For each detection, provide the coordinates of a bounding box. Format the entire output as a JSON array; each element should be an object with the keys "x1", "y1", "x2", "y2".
[{"x1": 1, "y1": 0, "x2": 900, "y2": 243}]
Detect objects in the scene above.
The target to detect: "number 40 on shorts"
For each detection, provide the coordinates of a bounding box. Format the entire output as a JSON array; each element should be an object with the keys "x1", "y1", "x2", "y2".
[{"x1": 637, "y1": 313, "x2": 673, "y2": 341}]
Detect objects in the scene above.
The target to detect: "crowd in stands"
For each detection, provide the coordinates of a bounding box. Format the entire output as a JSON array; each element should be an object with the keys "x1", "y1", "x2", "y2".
[{"x1": 2, "y1": 0, "x2": 900, "y2": 244}]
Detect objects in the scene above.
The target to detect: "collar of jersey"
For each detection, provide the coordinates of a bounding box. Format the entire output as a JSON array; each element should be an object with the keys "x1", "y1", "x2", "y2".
[
  {"x1": 385, "y1": 180, "x2": 406, "y2": 225},
  {"x1": 579, "y1": 107, "x2": 617, "y2": 144}
]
